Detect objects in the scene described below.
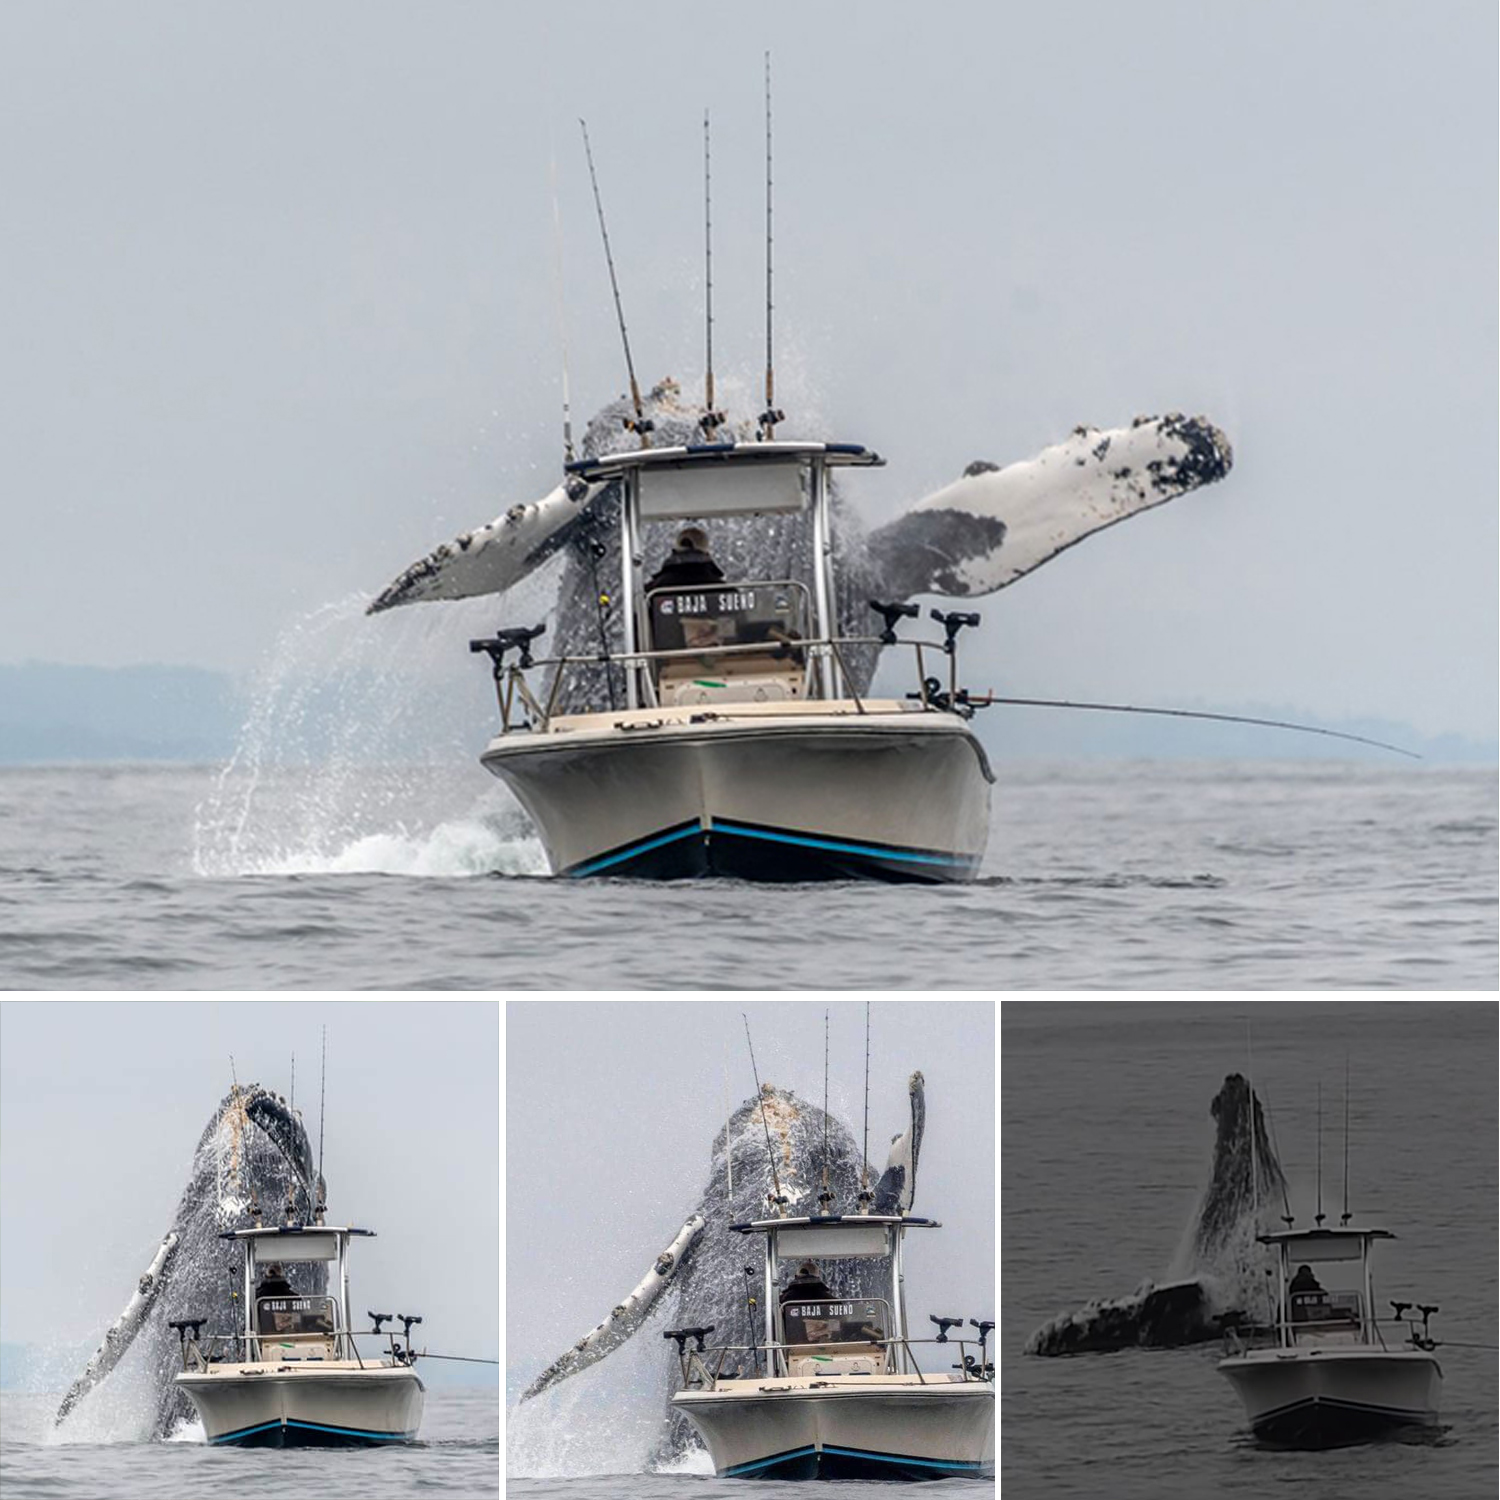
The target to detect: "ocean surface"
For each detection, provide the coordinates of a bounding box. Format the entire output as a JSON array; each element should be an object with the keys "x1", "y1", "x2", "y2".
[
  {"x1": 1002, "y1": 1001, "x2": 1499, "y2": 1499},
  {"x1": 0, "y1": 1388, "x2": 498, "y2": 1499},
  {"x1": 0, "y1": 760, "x2": 1493, "y2": 989}
]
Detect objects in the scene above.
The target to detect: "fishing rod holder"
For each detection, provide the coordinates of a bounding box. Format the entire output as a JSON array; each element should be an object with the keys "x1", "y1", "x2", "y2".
[
  {"x1": 931, "y1": 608, "x2": 981, "y2": 655},
  {"x1": 868, "y1": 599, "x2": 918, "y2": 645},
  {"x1": 469, "y1": 623, "x2": 547, "y2": 673},
  {"x1": 929, "y1": 1315, "x2": 964, "y2": 1343}
]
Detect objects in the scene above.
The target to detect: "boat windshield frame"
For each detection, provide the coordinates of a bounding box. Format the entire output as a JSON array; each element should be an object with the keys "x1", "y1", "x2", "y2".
[
  {"x1": 728, "y1": 1215, "x2": 941, "y2": 1377},
  {"x1": 219, "y1": 1224, "x2": 375, "y2": 1361},
  {"x1": 566, "y1": 443, "x2": 882, "y2": 712},
  {"x1": 1254, "y1": 1227, "x2": 1394, "y2": 1349}
]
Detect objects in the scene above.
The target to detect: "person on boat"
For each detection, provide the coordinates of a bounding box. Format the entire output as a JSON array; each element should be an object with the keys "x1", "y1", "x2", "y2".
[
  {"x1": 645, "y1": 526, "x2": 726, "y2": 595},
  {"x1": 1289, "y1": 1264, "x2": 1323, "y2": 1294},
  {"x1": 780, "y1": 1259, "x2": 835, "y2": 1309},
  {"x1": 256, "y1": 1262, "x2": 296, "y2": 1333}
]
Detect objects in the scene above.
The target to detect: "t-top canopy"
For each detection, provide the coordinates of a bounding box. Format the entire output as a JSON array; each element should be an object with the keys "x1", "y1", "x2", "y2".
[
  {"x1": 566, "y1": 440, "x2": 884, "y2": 484},
  {"x1": 730, "y1": 1214, "x2": 941, "y2": 1261},
  {"x1": 1257, "y1": 1227, "x2": 1394, "y2": 1263}
]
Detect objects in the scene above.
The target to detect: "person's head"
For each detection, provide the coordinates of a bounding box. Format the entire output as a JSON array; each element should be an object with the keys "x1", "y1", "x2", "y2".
[
  {"x1": 796, "y1": 1260, "x2": 820, "y2": 1279},
  {"x1": 266, "y1": 1263, "x2": 284, "y2": 1279},
  {"x1": 675, "y1": 526, "x2": 710, "y2": 555}
]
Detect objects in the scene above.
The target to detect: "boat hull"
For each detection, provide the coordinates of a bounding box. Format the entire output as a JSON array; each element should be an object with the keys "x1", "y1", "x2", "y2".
[
  {"x1": 1218, "y1": 1349, "x2": 1441, "y2": 1448},
  {"x1": 174, "y1": 1364, "x2": 425, "y2": 1447},
  {"x1": 672, "y1": 1378, "x2": 994, "y2": 1481},
  {"x1": 481, "y1": 705, "x2": 992, "y2": 883}
]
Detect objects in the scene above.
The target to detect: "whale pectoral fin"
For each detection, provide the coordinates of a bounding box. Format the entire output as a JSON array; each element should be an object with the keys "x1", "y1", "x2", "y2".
[
  {"x1": 864, "y1": 414, "x2": 1233, "y2": 599},
  {"x1": 55, "y1": 1231, "x2": 180, "y2": 1426},
  {"x1": 520, "y1": 1212, "x2": 705, "y2": 1401},
  {"x1": 874, "y1": 1071, "x2": 925, "y2": 1214},
  {"x1": 366, "y1": 478, "x2": 605, "y2": 613}
]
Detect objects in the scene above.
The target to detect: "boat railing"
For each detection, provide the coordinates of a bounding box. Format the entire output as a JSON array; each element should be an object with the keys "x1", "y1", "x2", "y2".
[
  {"x1": 469, "y1": 632, "x2": 981, "y2": 735},
  {"x1": 668, "y1": 1336, "x2": 993, "y2": 1390},
  {"x1": 174, "y1": 1323, "x2": 423, "y2": 1372}
]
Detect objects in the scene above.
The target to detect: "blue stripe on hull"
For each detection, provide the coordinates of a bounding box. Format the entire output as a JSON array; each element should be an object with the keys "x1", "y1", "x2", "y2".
[
  {"x1": 562, "y1": 818, "x2": 975, "y2": 884},
  {"x1": 720, "y1": 1443, "x2": 989, "y2": 1480},
  {"x1": 210, "y1": 1417, "x2": 416, "y2": 1446}
]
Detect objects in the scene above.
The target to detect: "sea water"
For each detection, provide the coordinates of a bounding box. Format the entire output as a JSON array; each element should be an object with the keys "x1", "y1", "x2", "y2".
[
  {"x1": 0, "y1": 760, "x2": 1493, "y2": 989},
  {"x1": 1002, "y1": 1001, "x2": 1498, "y2": 1499},
  {"x1": 0, "y1": 1387, "x2": 498, "y2": 1499}
]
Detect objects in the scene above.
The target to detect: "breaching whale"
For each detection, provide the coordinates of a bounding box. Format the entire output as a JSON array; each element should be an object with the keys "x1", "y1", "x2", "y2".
[
  {"x1": 55, "y1": 1085, "x2": 324, "y2": 1439},
  {"x1": 368, "y1": 382, "x2": 1232, "y2": 715},
  {"x1": 1025, "y1": 1074, "x2": 1287, "y2": 1356},
  {"x1": 520, "y1": 1072, "x2": 927, "y2": 1462}
]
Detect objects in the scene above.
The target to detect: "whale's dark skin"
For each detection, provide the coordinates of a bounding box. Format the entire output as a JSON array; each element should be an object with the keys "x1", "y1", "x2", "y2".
[
  {"x1": 1025, "y1": 1074, "x2": 1288, "y2": 1356},
  {"x1": 521, "y1": 1072, "x2": 927, "y2": 1463},
  {"x1": 54, "y1": 1086, "x2": 325, "y2": 1439}
]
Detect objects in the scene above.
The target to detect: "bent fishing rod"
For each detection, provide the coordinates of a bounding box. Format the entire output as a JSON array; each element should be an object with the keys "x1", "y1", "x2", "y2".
[{"x1": 961, "y1": 695, "x2": 1420, "y2": 759}]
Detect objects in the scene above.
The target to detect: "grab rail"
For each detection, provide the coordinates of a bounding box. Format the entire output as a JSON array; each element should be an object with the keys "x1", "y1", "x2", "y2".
[
  {"x1": 668, "y1": 1335, "x2": 993, "y2": 1391},
  {"x1": 473, "y1": 634, "x2": 970, "y2": 735}
]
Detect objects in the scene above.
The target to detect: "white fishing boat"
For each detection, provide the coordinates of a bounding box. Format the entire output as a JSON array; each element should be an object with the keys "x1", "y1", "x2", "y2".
[
  {"x1": 666, "y1": 1213, "x2": 994, "y2": 1480},
  {"x1": 1217, "y1": 1225, "x2": 1442, "y2": 1446},
  {"x1": 470, "y1": 440, "x2": 994, "y2": 881},
  {"x1": 171, "y1": 1222, "x2": 426, "y2": 1447}
]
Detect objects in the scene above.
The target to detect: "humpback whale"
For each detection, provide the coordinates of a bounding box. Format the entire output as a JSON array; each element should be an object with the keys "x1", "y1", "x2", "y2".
[
  {"x1": 1025, "y1": 1074, "x2": 1287, "y2": 1356},
  {"x1": 368, "y1": 382, "x2": 1232, "y2": 716},
  {"x1": 55, "y1": 1085, "x2": 324, "y2": 1439},
  {"x1": 520, "y1": 1072, "x2": 926, "y2": 1462}
]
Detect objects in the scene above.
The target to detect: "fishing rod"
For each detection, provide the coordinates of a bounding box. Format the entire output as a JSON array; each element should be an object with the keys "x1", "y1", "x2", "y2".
[
  {"x1": 548, "y1": 141, "x2": 576, "y2": 464},
  {"x1": 960, "y1": 695, "x2": 1420, "y2": 759},
  {"x1": 1340, "y1": 1053, "x2": 1351, "y2": 1226},
  {"x1": 1314, "y1": 1078, "x2": 1324, "y2": 1228},
  {"x1": 700, "y1": 108, "x2": 725, "y2": 439},
  {"x1": 1260, "y1": 1081, "x2": 1295, "y2": 1228},
  {"x1": 317, "y1": 1025, "x2": 328, "y2": 1221},
  {"x1": 757, "y1": 53, "x2": 783, "y2": 441},
  {"x1": 858, "y1": 1000, "x2": 873, "y2": 1213},
  {"x1": 818, "y1": 1008, "x2": 833, "y2": 1215},
  {"x1": 742, "y1": 1013, "x2": 786, "y2": 1215},
  {"x1": 579, "y1": 118, "x2": 652, "y2": 445}
]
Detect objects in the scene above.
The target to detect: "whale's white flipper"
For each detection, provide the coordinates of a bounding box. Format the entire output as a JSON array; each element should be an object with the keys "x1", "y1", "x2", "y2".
[
  {"x1": 520, "y1": 1211, "x2": 706, "y2": 1401},
  {"x1": 55, "y1": 1232, "x2": 180, "y2": 1424},
  {"x1": 367, "y1": 477, "x2": 605, "y2": 614},
  {"x1": 865, "y1": 413, "x2": 1233, "y2": 600}
]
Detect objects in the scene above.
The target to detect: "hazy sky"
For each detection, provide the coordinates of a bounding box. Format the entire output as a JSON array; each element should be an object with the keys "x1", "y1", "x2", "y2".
[
  {"x1": 506, "y1": 999, "x2": 996, "y2": 1392},
  {"x1": 2, "y1": 2, "x2": 1494, "y2": 738},
  {"x1": 0, "y1": 1000, "x2": 498, "y2": 1356}
]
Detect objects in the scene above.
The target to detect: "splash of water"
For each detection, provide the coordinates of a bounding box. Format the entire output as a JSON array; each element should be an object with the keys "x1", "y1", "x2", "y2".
[{"x1": 192, "y1": 581, "x2": 556, "y2": 878}]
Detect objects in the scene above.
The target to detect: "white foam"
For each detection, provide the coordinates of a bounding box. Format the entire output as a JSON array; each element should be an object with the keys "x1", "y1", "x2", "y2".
[
  {"x1": 192, "y1": 587, "x2": 558, "y2": 880},
  {"x1": 252, "y1": 813, "x2": 546, "y2": 878}
]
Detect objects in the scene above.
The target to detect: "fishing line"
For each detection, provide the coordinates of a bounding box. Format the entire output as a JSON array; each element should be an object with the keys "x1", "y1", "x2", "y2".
[{"x1": 967, "y1": 696, "x2": 1419, "y2": 759}]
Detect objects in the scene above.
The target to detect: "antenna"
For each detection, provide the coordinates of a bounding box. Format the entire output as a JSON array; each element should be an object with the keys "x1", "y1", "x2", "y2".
[
  {"x1": 290, "y1": 1052, "x2": 295, "y2": 1114},
  {"x1": 818, "y1": 1008, "x2": 832, "y2": 1215},
  {"x1": 579, "y1": 118, "x2": 652, "y2": 445},
  {"x1": 1261, "y1": 1082, "x2": 1295, "y2": 1227},
  {"x1": 317, "y1": 1025, "x2": 327, "y2": 1199},
  {"x1": 549, "y1": 142, "x2": 575, "y2": 463},
  {"x1": 858, "y1": 1000, "x2": 872, "y2": 1212},
  {"x1": 757, "y1": 53, "x2": 784, "y2": 441},
  {"x1": 1245, "y1": 1025, "x2": 1258, "y2": 1236},
  {"x1": 1314, "y1": 1078, "x2": 1325, "y2": 1227},
  {"x1": 723, "y1": 1040, "x2": 734, "y2": 1216},
  {"x1": 742, "y1": 1013, "x2": 785, "y2": 1215},
  {"x1": 700, "y1": 109, "x2": 724, "y2": 439},
  {"x1": 1341, "y1": 1053, "x2": 1351, "y2": 1226}
]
